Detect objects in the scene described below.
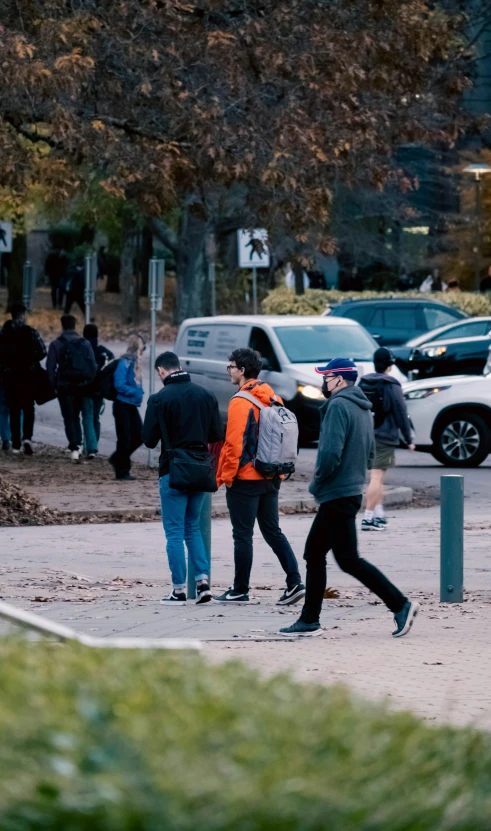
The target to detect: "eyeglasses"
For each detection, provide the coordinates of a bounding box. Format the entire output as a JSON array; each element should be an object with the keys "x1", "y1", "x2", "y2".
[{"x1": 227, "y1": 364, "x2": 238, "y2": 373}]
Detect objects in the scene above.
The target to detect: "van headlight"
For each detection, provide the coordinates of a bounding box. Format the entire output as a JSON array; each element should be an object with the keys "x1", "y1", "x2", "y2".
[
  {"x1": 298, "y1": 384, "x2": 324, "y2": 400},
  {"x1": 404, "y1": 386, "x2": 450, "y2": 400}
]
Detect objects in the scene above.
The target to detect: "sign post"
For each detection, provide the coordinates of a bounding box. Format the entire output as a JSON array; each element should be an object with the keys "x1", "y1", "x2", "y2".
[
  {"x1": 84, "y1": 253, "x2": 97, "y2": 325},
  {"x1": 206, "y1": 233, "x2": 217, "y2": 316},
  {"x1": 22, "y1": 261, "x2": 36, "y2": 312},
  {"x1": 237, "y1": 229, "x2": 270, "y2": 314},
  {"x1": 148, "y1": 257, "x2": 165, "y2": 465}
]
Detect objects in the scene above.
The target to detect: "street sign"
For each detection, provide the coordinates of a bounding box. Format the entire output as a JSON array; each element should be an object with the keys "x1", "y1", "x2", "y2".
[
  {"x1": 0, "y1": 222, "x2": 13, "y2": 253},
  {"x1": 237, "y1": 228, "x2": 270, "y2": 269}
]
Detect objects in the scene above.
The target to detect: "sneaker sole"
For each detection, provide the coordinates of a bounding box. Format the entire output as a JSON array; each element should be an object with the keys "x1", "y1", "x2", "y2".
[
  {"x1": 276, "y1": 589, "x2": 306, "y2": 606},
  {"x1": 160, "y1": 600, "x2": 187, "y2": 606},
  {"x1": 361, "y1": 525, "x2": 386, "y2": 531},
  {"x1": 392, "y1": 601, "x2": 420, "y2": 638},
  {"x1": 216, "y1": 599, "x2": 256, "y2": 605},
  {"x1": 195, "y1": 592, "x2": 212, "y2": 605},
  {"x1": 279, "y1": 628, "x2": 322, "y2": 638}
]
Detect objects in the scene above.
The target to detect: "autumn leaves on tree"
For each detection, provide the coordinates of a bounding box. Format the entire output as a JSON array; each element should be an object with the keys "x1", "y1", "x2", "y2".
[{"x1": 0, "y1": 0, "x2": 476, "y2": 319}]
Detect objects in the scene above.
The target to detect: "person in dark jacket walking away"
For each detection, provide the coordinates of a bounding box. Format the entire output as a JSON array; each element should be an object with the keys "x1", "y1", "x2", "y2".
[
  {"x1": 280, "y1": 358, "x2": 419, "y2": 639},
  {"x1": 44, "y1": 247, "x2": 67, "y2": 309},
  {"x1": 0, "y1": 304, "x2": 46, "y2": 455},
  {"x1": 360, "y1": 348, "x2": 414, "y2": 530},
  {"x1": 215, "y1": 348, "x2": 305, "y2": 606},
  {"x1": 47, "y1": 315, "x2": 96, "y2": 462},
  {"x1": 109, "y1": 334, "x2": 144, "y2": 480},
  {"x1": 143, "y1": 351, "x2": 224, "y2": 605},
  {"x1": 64, "y1": 261, "x2": 85, "y2": 316},
  {"x1": 80, "y1": 324, "x2": 114, "y2": 459}
]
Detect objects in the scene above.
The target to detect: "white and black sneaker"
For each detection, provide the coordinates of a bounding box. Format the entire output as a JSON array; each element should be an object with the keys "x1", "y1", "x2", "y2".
[
  {"x1": 196, "y1": 583, "x2": 212, "y2": 605},
  {"x1": 392, "y1": 600, "x2": 420, "y2": 638},
  {"x1": 216, "y1": 588, "x2": 251, "y2": 603},
  {"x1": 361, "y1": 518, "x2": 386, "y2": 531},
  {"x1": 375, "y1": 515, "x2": 388, "y2": 528},
  {"x1": 277, "y1": 584, "x2": 306, "y2": 606},
  {"x1": 23, "y1": 440, "x2": 34, "y2": 456},
  {"x1": 160, "y1": 590, "x2": 187, "y2": 606}
]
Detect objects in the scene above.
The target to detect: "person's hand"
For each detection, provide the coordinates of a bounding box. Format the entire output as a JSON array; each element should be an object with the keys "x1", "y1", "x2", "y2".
[{"x1": 408, "y1": 444, "x2": 415, "y2": 452}]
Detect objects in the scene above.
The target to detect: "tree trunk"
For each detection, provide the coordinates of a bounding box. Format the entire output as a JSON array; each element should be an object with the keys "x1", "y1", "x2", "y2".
[
  {"x1": 120, "y1": 227, "x2": 140, "y2": 324},
  {"x1": 293, "y1": 262, "x2": 305, "y2": 296},
  {"x1": 175, "y1": 205, "x2": 208, "y2": 323},
  {"x1": 7, "y1": 233, "x2": 27, "y2": 310}
]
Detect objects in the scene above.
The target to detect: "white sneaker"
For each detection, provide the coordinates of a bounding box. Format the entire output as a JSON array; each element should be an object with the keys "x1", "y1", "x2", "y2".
[
  {"x1": 70, "y1": 449, "x2": 81, "y2": 462},
  {"x1": 11, "y1": 448, "x2": 21, "y2": 455}
]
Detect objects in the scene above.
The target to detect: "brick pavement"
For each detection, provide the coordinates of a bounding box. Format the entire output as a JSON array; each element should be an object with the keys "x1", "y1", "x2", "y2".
[{"x1": 1, "y1": 506, "x2": 491, "y2": 729}]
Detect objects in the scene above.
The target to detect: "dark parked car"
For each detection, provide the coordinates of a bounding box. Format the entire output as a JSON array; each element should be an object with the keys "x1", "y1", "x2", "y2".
[
  {"x1": 392, "y1": 317, "x2": 491, "y2": 375},
  {"x1": 326, "y1": 298, "x2": 466, "y2": 346},
  {"x1": 407, "y1": 317, "x2": 491, "y2": 379}
]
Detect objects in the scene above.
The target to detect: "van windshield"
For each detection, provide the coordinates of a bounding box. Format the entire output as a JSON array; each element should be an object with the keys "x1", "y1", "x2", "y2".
[{"x1": 274, "y1": 325, "x2": 376, "y2": 363}]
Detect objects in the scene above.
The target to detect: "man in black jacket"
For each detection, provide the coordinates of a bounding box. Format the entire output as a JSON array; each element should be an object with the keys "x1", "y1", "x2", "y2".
[
  {"x1": 143, "y1": 351, "x2": 223, "y2": 606},
  {"x1": 0, "y1": 304, "x2": 46, "y2": 455},
  {"x1": 359, "y1": 347, "x2": 414, "y2": 530}
]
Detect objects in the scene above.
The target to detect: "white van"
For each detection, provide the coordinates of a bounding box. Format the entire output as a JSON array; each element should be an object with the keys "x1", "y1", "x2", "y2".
[{"x1": 174, "y1": 315, "x2": 406, "y2": 441}]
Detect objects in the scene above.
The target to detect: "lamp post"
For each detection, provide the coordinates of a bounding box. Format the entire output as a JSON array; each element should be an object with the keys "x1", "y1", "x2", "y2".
[{"x1": 463, "y1": 163, "x2": 491, "y2": 290}]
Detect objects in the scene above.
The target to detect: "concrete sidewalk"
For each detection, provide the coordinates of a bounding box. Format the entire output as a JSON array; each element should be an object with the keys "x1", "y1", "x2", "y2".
[{"x1": 1, "y1": 506, "x2": 491, "y2": 729}]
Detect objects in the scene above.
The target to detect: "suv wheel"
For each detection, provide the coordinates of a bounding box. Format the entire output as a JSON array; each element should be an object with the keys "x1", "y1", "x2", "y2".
[{"x1": 432, "y1": 412, "x2": 490, "y2": 467}]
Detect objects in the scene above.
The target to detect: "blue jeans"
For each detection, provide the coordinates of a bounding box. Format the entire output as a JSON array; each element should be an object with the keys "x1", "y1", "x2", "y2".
[
  {"x1": 81, "y1": 396, "x2": 99, "y2": 455},
  {"x1": 159, "y1": 474, "x2": 209, "y2": 591},
  {"x1": 0, "y1": 383, "x2": 11, "y2": 442}
]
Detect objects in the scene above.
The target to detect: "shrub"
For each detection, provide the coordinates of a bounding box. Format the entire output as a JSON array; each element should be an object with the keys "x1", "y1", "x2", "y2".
[
  {"x1": 262, "y1": 288, "x2": 491, "y2": 318},
  {"x1": 1, "y1": 640, "x2": 491, "y2": 829}
]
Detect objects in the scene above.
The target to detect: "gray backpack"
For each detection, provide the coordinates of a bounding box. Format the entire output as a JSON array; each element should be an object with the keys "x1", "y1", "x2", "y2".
[{"x1": 236, "y1": 390, "x2": 298, "y2": 479}]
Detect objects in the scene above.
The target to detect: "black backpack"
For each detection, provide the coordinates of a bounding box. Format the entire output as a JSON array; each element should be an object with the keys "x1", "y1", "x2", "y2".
[
  {"x1": 358, "y1": 377, "x2": 387, "y2": 428},
  {"x1": 97, "y1": 359, "x2": 119, "y2": 400},
  {"x1": 58, "y1": 336, "x2": 95, "y2": 386}
]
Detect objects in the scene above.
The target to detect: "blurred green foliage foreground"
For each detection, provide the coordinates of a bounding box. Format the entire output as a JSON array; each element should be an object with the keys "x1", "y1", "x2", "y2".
[{"x1": 0, "y1": 640, "x2": 490, "y2": 830}]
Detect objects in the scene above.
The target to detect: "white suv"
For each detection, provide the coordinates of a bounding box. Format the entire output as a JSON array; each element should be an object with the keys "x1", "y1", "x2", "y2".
[{"x1": 404, "y1": 374, "x2": 491, "y2": 466}]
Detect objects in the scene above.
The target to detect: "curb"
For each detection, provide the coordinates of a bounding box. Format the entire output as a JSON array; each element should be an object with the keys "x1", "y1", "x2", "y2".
[{"x1": 62, "y1": 486, "x2": 412, "y2": 520}]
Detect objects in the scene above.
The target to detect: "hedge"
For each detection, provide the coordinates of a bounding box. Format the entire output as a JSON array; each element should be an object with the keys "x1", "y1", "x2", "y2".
[
  {"x1": 262, "y1": 288, "x2": 491, "y2": 318},
  {"x1": 0, "y1": 639, "x2": 491, "y2": 830}
]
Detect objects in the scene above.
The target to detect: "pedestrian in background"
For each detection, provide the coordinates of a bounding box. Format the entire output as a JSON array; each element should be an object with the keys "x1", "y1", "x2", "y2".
[
  {"x1": 44, "y1": 247, "x2": 67, "y2": 310},
  {"x1": 280, "y1": 358, "x2": 419, "y2": 639},
  {"x1": 143, "y1": 351, "x2": 223, "y2": 605},
  {"x1": 0, "y1": 304, "x2": 46, "y2": 455},
  {"x1": 359, "y1": 348, "x2": 414, "y2": 530},
  {"x1": 47, "y1": 314, "x2": 96, "y2": 462},
  {"x1": 81, "y1": 323, "x2": 114, "y2": 458},
  {"x1": 109, "y1": 334, "x2": 145, "y2": 481},
  {"x1": 64, "y1": 259, "x2": 86, "y2": 316},
  {"x1": 216, "y1": 347, "x2": 305, "y2": 606}
]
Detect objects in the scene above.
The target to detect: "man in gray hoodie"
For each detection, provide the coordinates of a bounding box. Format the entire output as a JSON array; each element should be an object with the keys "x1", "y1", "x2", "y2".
[{"x1": 280, "y1": 357, "x2": 419, "y2": 639}]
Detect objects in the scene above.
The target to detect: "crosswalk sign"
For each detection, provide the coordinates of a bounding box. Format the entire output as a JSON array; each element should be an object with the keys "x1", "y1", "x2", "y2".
[{"x1": 0, "y1": 222, "x2": 13, "y2": 253}]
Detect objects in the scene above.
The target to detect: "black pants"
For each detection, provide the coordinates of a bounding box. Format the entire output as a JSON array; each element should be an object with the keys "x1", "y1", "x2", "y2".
[
  {"x1": 50, "y1": 278, "x2": 63, "y2": 309},
  {"x1": 58, "y1": 392, "x2": 83, "y2": 450},
  {"x1": 300, "y1": 496, "x2": 406, "y2": 624},
  {"x1": 8, "y1": 390, "x2": 35, "y2": 450},
  {"x1": 64, "y1": 291, "x2": 85, "y2": 315},
  {"x1": 111, "y1": 400, "x2": 142, "y2": 478},
  {"x1": 226, "y1": 480, "x2": 302, "y2": 594}
]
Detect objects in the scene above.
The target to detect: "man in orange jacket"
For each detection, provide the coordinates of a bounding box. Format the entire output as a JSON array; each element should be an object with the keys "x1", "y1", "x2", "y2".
[{"x1": 216, "y1": 347, "x2": 305, "y2": 605}]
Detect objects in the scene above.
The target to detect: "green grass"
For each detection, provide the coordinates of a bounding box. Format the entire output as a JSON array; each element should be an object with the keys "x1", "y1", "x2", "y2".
[{"x1": 0, "y1": 639, "x2": 490, "y2": 830}]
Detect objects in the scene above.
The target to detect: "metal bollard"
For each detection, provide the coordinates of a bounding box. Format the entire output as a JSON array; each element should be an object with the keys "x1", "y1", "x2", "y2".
[
  {"x1": 440, "y1": 475, "x2": 464, "y2": 603},
  {"x1": 187, "y1": 493, "x2": 212, "y2": 600}
]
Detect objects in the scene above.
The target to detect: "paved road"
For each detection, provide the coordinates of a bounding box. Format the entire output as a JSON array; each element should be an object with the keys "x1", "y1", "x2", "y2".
[{"x1": 2, "y1": 505, "x2": 491, "y2": 729}]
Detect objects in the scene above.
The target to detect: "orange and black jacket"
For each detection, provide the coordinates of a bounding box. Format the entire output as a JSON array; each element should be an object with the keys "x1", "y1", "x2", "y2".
[{"x1": 217, "y1": 380, "x2": 281, "y2": 488}]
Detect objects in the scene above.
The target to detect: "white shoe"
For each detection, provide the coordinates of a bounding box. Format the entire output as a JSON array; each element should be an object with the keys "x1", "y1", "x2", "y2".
[
  {"x1": 11, "y1": 448, "x2": 21, "y2": 455},
  {"x1": 70, "y1": 449, "x2": 81, "y2": 462}
]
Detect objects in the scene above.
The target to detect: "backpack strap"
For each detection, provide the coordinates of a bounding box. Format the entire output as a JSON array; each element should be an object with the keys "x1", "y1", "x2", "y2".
[{"x1": 235, "y1": 390, "x2": 267, "y2": 410}]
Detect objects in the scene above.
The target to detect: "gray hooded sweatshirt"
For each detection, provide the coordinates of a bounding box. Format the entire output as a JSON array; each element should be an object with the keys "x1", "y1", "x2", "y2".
[{"x1": 309, "y1": 385, "x2": 374, "y2": 504}]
